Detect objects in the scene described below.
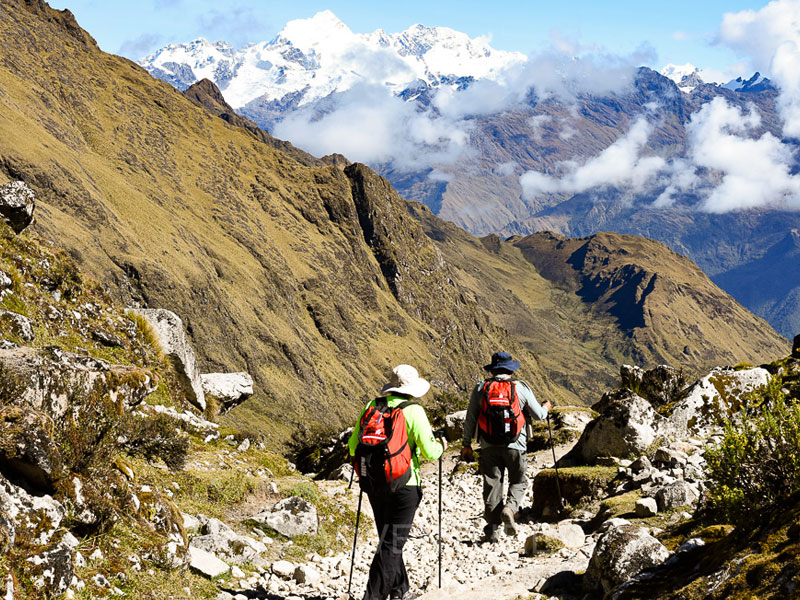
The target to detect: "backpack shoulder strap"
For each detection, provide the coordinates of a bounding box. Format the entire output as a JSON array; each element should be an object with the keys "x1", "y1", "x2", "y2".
[{"x1": 395, "y1": 400, "x2": 417, "y2": 411}]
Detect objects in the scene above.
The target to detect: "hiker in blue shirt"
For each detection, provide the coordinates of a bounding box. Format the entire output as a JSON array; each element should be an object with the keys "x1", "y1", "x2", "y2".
[{"x1": 460, "y1": 351, "x2": 550, "y2": 543}]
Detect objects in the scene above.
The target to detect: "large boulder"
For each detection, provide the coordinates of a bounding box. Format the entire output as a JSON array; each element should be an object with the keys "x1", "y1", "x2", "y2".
[
  {"x1": 188, "y1": 546, "x2": 230, "y2": 578},
  {"x1": 0, "y1": 309, "x2": 35, "y2": 342},
  {"x1": 253, "y1": 496, "x2": 318, "y2": 537},
  {"x1": 568, "y1": 389, "x2": 663, "y2": 463},
  {"x1": 200, "y1": 372, "x2": 253, "y2": 413},
  {"x1": 654, "y1": 480, "x2": 700, "y2": 512},
  {"x1": 130, "y1": 309, "x2": 205, "y2": 410},
  {"x1": 0, "y1": 346, "x2": 157, "y2": 420},
  {"x1": 532, "y1": 466, "x2": 618, "y2": 519},
  {"x1": 668, "y1": 367, "x2": 771, "y2": 437},
  {"x1": 0, "y1": 181, "x2": 35, "y2": 233},
  {"x1": 0, "y1": 406, "x2": 63, "y2": 494},
  {"x1": 620, "y1": 364, "x2": 686, "y2": 407},
  {"x1": 189, "y1": 517, "x2": 266, "y2": 565},
  {"x1": 584, "y1": 523, "x2": 671, "y2": 593}
]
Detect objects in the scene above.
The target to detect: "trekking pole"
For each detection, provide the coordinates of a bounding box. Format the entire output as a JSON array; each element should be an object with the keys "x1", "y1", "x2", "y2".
[
  {"x1": 546, "y1": 412, "x2": 566, "y2": 511},
  {"x1": 438, "y1": 449, "x2": 443, "y2": 589},
  {"x1": 433, "y1": 428, "x2": 445, "y2": 589},
  {"x1": 347, "y1": 488, "x2": 363, "y2": 599}
]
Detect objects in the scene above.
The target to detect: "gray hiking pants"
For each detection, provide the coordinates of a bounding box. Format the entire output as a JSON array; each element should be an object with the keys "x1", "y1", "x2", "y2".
[{"x1": 480, "y1": 445, "x2": 527, "y2": 527}]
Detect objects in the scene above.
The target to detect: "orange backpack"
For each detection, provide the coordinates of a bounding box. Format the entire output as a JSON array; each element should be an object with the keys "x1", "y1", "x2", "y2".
[
  {"x1": 477, "y1": 378, "x2": 525, "y2": 444},
  {"x1": 354, "y1": 398, "x2": 415, "y2": 493}
]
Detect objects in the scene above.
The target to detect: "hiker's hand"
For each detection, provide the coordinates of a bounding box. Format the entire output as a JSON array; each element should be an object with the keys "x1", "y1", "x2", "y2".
[
  {"x1": 440, "y1": 437, "x2": 448, "y2": 452},
  {"x1": 542, "y1": 400, "x2": 552, "y2": 412},
  {"x1": 460, "y1": 445, "x2": 474, "y2": 462}
]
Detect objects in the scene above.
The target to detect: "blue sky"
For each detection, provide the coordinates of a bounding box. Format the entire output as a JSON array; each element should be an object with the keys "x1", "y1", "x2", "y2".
[{"x1": 50, "y1": 0, "x2": 764, "y2": 77}]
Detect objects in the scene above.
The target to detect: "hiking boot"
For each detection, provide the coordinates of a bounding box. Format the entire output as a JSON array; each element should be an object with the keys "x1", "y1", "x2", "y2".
[
  {"x1": 481, "y1": 525, "x2": 500, "y2": 543},
  {"x1": 502, "y1": 505, "x2": 518, "y2": 536}
]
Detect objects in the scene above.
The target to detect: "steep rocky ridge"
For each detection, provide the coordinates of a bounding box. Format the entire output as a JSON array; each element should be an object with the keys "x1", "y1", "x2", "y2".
[
  {"x1": 0, "y1": 0, "x2": 789, "y2": 440},
  {"x1": 513, "y1": 231, "x2": 786, "y2": 367}
]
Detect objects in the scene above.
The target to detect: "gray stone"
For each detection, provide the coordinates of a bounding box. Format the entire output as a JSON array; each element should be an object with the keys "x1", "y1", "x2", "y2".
[
  {"x1": 570, "y1": 389, "x2": 663, "y2": 462},
  {"x1": 0, "y1": 309, "x2": 34, "y2": 342},
  {"x1": 271, "y1": 560, "x2": 295, "y2": 579},
  {"x1": 188, "y1": 546, "x2": 230, "y2": 578},
  {"x1": 26, "y1": 540, "x2": 74, "y2": 596},
  {"x1": 0, "y1": 475, "x2": 64, "y2": 546},
  {"x1": 585, "y1": 524, "x2": 671, "y2": 593},
  {"x1": 669, "y1": 367, "x2": 771, "y2": 437},
  {"x1": 189, "y1": 530, "x2": 266, "y2": 565},
  {"x1": 0, "y1": 181, "x2": 35, "y2": 233},
  {"x1": 254, "y1": 496, "x2": 318, "y2": 537},
  {"x1": 0, "y1": 406, "x2": 63, "y2": 493},
  {"x1": 129, "y1": 308, "x2": 205, "y2": 410},
  {"x1": 0, "y1": 271, "x2": 11, "y2": 290},
  {"x1": 655, "y1": 480, "x2": 700, "y2": 512},
  {"x1": 620, "y1": 364, "x2": 685, "y2": 407},
  {"x1": 528, "y1": 521, "x2": 585, "y2": 548},
  {"x1": 293, "y1": 564, "x2": 321, "y2": 585},
  {"x1": 201, "y1": 372, "x2": 253, "y2": 413},
  {"x1": 635, "y1": 498, "x2": 658, "y2": 517},
  {"x1": 653, "y1": 447, "x2": 688, "y2": 466}
]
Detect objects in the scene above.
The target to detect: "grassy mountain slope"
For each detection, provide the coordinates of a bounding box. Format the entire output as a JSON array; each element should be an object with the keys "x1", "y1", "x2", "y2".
[{"x1": 0, "y1": 0, "x2": 789, "y2": 438}]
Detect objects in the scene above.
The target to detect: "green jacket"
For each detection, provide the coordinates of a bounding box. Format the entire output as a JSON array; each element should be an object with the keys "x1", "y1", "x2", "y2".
[{"x1": 348, "y1": 394, "x2": 443, "y2": 487}]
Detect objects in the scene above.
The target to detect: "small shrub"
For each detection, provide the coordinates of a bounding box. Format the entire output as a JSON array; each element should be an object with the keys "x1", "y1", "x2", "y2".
[
  {"x1": 705, "y1": 377, "x2": 800, "y2": 524},
  {"x1": 125, "y1": 311, "x2": 165, "y2": 362},
  {"x1": 56, "y1": 385, "x2": 123, "y2": 477},
  {"x1": 49, "y1": 252, "x2": 82, "y2": 299},
  {"x1": 283, "y1": 482, "x2": 319, "y2": 503},
  {"x1": 123, "y1": 413, "x2": 189, "y2": 470}
]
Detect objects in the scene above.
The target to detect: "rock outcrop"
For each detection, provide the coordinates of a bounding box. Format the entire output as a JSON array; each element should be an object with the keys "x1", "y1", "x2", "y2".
[
  {"x1": 200, "y1": 372, "x2": 253, "y2": 413},
  {"x1": 253, "y1": 496, "x2": 318, "y2": 537},
  {"x1": 585, "y1": 523, "x2": 671, "y2": 593},
  {"x1": 130, "y1": 309, "x2": 206, "y2": 410},
  {"x1": 567, "y1": 389, "x2": 663, "y2": 463},
  {"x1": 0, "y1": 346, "x2": 157, "y2": 420},
  {"x1": 0, "y1": 181, "x2": 35, "y2": 233}
]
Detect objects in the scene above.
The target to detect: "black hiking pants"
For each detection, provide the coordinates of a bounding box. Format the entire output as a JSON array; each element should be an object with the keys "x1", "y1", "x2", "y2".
[{"x1": 363, "y1": 485, "x2": 422, "y2": 600}]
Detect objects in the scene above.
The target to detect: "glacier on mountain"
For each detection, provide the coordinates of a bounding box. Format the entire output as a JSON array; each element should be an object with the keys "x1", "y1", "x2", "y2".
[{"x1": 139, "y1": 10, "x2": 525, "y2": 110}]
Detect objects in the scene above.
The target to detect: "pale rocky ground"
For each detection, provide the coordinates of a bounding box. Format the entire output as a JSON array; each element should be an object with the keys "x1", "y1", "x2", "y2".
[{"x1": 214, "y1": 441, "x2": 584, "y2": 600}]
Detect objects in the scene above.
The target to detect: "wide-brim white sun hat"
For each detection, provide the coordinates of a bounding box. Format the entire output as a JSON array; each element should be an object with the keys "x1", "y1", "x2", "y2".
[{"x1": 380, "y1": 364, "x2": 431, "y2": 398}]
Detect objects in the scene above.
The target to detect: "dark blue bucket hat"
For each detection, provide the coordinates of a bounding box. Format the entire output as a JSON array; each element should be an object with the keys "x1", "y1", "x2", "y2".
[{"x1": 484, "y1": 351, "x2": 521, "y2": 372}]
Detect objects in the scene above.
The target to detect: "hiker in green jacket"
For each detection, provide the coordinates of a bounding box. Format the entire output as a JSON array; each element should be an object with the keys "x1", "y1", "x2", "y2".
[
  {"x1": 348, "y1": 364, "x2": 446, "y2": 600},
  {"x1": 460, "y1": 351, "x2": 550, "y2": 543}
]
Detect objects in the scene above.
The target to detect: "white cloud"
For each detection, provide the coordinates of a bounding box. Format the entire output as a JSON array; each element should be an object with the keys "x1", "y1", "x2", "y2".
[
  {"x1": 520, "y1": 99, "x2": 800, "y2": 213},
  {"x1": 678, "y1": 97, "x2": 800, "y2": 211},
  {"x1": 272, "y1": 83, "x2": 472, "y2": 171},
  {"x1": 520, "y1": 118, "x2": 667, "y2": 199},
  {"x1": 718, "y1": 0, "x2": 800, "y2": 136},
  {"x1": 494, "y1": 161, "x2": 518, "y2": 176},
  {"x1": 271, "y1": 40, "x2": 644, "y2": 173}
]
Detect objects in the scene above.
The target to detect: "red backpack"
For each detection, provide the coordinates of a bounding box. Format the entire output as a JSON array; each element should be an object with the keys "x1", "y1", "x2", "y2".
[
  {"x1": 354, "y1": 398, "x2": 415, "y2": 493},
  {"x1": 477, "y1": 378, "x2": 525, "y2": 444}
]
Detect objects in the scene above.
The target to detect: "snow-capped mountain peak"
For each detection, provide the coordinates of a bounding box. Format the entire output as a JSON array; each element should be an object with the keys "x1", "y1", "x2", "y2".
[
  {"x1": 722, "y1": 72, "x2": 776, "y2": 93},
  {"x1": 139, "y1": 11, "x2": 525, "y2": 112},
  {"x1": 660, "y1": 63, "x2": 704, "y2": 93}
]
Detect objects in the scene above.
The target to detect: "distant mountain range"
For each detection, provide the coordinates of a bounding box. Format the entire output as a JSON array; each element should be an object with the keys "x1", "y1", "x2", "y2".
[
  {"x1": 140, "y1": 10, "x2": 524, "y2": 129},
  {"x1": 139, "y1": 12, "x2": 800, "y2": 340}
]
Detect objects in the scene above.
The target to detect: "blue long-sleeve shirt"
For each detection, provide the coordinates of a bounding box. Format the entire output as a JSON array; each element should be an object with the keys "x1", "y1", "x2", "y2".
[{"x1": 462, "y1": 375, "x2": 547, "y2": 452}]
